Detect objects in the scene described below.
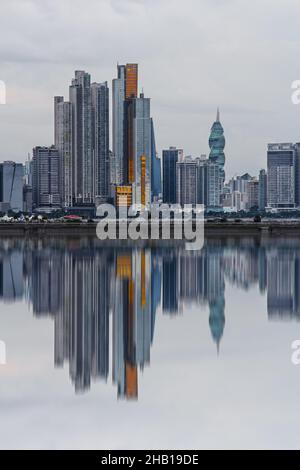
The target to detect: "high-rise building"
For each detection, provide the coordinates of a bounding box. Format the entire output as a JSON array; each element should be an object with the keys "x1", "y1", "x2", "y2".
[
  {"x1": 259, "y1": 169, "x2": 267, "y2": 211},
  {"x1": 23, "y1": 185, "x2": 33, "y2": 213},
  {"x1": 150, "y1": 118, "x2": 161, "y2": 200},
  {"x1": 24, "y1": 155, "x2": 33, "y2": 187},
  {"x1": 125, "y1": 63, "x2": 138, "y2": 99},
  {"x1": 113, "y1": 64, "x2": 153, "y2": 207},
  {"x1": 91, "y1": 81, "x2": 110, "y2": 203},
  {"x1": 209, "y1": 108, "x2": 226, "y2": 193},
  {"x1": 0, "y1": 161, "x2": 24, "y2": 212},
  {"x1": 162, "y1": 147, "x2": 183, "y2": 204},
  {"x1": 55, "y1": 71, "x2": 110, "y2": 206},
  {"x1": 197, "y1": 159, "x2": 221, "y2": 208},
  {"x1": 54, "y1": 96, "x2": 72, "y2": 207},
  {"x1": 176, "y1": 158, "x2": 198, "y2": 205},
  {"x1": 32, "y1": 146, "x2": 61, "y2": 209},
  {"x1": 267, "y1": 143, "x2": 295, "y2": 209},
  {"x1": 131, "y1": 93, "x2": 152, "y2": 206},
  {"x1": 112, "y1": 65, "x2": 126, "y2": 185},
  {"x1": 69, "y1": 71, "x2": 93, "y2": 204},
  {"x1": 247, "y1": 178, "x2": 259, "y2": 210}
]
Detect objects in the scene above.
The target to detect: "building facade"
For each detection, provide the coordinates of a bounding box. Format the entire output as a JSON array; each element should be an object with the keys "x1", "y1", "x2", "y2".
[
  {"x1": 112, "y1": 64, "x2": 153, "y2": 208},
  {"x1": 259, "y1": 169, "x2": 267, "y2": 211},
  {"x1": 0, "y1": 161, "x2": 24, "y2": 212},
  {"x1": 91, "y1": 81, "x2": 110, "y2": 203},
  {"x1": 176, "y1": 158, "x2": 198, "y2": 205},
  {"x1": 69, "y1": 71, "x2": 93, "y2": 204},
  {"x1": 267, "y1": 143, "x2": 295, "y2": 209},
  {"x1": 54, "y1": 96, "x2": 72, "y2": 208},
  {"x1": 209, "y1": 108, "x2": 226, "y2": 188},
  {"x1": 32, "y1": 146, "x2": 61, "y2": 210},
  {"x1": 162, "y1": 147, "x2": 183, "y2": 204}
]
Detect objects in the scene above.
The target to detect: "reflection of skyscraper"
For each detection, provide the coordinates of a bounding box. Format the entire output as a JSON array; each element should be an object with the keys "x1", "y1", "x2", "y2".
[
  {"x1": 31, "y1": 249, "x2": 62, "y2": 315},
  {"x1": 113, "y1": 250, "x2": 152, "y2": 400},
  {"x1": 0, "y1": 251, "x2": 23, "y2": 301},
  {"x1": 209, "y1": 295, "x2": 225, "y2": 352},
  {"x1": 53, "y1": 251, "x2": 110, "y2": 393},
  {"x1": 11, "y1": 238, "x2": 300, "y2": 401},
  {"x1": 267, "y1": 249, "x2": 300, "y2": 320},
  {"x1": 162, "y1": 251, "x2": 180, "y2": 315},
  {"x1": 151, "y1": 252, "x2": 161, "y2": 342}
]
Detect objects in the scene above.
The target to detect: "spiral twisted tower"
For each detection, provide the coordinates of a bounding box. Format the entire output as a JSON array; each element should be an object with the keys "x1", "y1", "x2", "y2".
[{"x1": 209, "y1": 108, "x2": 225, "y2": 182}]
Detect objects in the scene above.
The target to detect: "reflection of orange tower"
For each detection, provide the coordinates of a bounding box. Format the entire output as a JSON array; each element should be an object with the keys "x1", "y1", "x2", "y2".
[
  {"x1": 116, "y1": 254, "x2": 138, "y2": 400},
  {"x1": 115, "y1": 251, "x2": 147, "y2": 400}
]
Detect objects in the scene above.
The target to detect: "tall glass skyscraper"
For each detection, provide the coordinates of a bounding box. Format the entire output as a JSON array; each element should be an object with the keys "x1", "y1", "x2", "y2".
[
  {"x1": 54, "y1": 96, "x2": 72, "y2": 208},
  {"x1": 113, "y1": 64, "x2": 153, "y2": 207},
  {"x1": 91, "y1": 81, "x2": 110, "y2": 203},
  {"x1": 0, "y1": 161, "x2": 24, "y2": 212},
  {"x1": 209, "y1": 108, "x2": 226, "y2": 184},
  {"x1": 267, "y1": 143, "x2": 295, "y2": 209},
  {"x1": 150, "y1": 119, "x2": 161, "y2": 200},
  {"x1": 162, "y1": 147, "x2": 183, "y2": 204}
]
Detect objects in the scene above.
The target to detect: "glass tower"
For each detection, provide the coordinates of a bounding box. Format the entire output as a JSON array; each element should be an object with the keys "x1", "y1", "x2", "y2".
[{"x1": 209, "y1": 108, "x2": 226, "y2": 183}]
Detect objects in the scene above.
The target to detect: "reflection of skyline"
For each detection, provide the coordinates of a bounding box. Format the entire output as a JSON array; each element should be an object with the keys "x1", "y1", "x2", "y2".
[{"x1": 1, "y1": 237, "x2": 300, "y2": 398}]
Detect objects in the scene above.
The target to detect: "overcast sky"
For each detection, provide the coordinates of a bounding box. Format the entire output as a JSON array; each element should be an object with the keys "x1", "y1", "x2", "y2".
[{"x1": 0, "y1": 0, "x2": 300, "y2": 177}]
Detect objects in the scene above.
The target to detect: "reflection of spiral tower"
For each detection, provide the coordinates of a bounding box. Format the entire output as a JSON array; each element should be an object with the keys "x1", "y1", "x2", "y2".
[
  {"x1": 209, "y1": 294, "x2": 225, "y2": 353},
  {"x1": 209, "y1": 108, "x2": 226, "y2": 183}
]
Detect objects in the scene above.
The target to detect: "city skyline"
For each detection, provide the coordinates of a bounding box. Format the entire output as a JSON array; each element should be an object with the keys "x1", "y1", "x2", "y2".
[{"x1": 1, "y1": 1, "x2": 300, "y2": 177}]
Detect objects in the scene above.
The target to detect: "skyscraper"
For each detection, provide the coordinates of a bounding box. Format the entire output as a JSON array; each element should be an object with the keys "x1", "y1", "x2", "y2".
[
  {"x1": 112, "y1": 65, "x2": 126, "y2": 185},
  {"x1": 91, "y1": 81, "x2": 110, "y2": 203},
  {"x1": 131, "y1": 93, "x2": 152, "y2": 206},
  {"x1": 113, "y1": 64, "x2": 153, "y2": 207},
  {"x1": 162, "y1": 147, "x2": 183, "y2": 204},
  {"x1": 125, "y1": 63, "x2": 138, "y2": 99},
  {"x1": 267, "y1": 143, "x2": 295, "y2": 209},
  {"x1": 197, "y1": 158, "x2": 221, "y2": 208},
  {"x1": 54, "y1": 96, "x2": 72, "y2": 208},
  {"x1": 0, "y1": 161, "x2": 24, "y2": 213},
  {"x1": 150, "y1": 118, "x2": 161, "y2": 200},
  {"x1": 209, "y1": 108, "x2": 226, "y2": 189},
  {"x1": 32, "y1": 146, "x2": 61, "y2": 209},
  {"x1": 176, "y1": 158, "x2": 198, "y2": 205},
  {"x1": 247, "y1": 178, "x2": 259, "y2": 210},
  {"x1": 69, "y1": 71, "x2": 93, "y2": 204},
  {"x1": 259, "y1": 169, "x2": 267, "y2": 211}
]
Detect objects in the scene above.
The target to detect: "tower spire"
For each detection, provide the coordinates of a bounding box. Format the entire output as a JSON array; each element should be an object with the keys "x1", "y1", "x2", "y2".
[{"x1": 216, "y1": 107, "x2": 220, "y2": 122}]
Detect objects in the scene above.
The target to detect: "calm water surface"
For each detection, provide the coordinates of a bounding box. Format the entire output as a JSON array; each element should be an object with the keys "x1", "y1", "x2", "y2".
[{"x1": 0, "y1": 235, "x2": 300, "y2": 449}]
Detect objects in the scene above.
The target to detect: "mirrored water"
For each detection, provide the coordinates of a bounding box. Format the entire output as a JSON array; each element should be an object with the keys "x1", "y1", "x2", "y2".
[{"x1": 0, "y1": 235, "x2": 300, "y2": 449}]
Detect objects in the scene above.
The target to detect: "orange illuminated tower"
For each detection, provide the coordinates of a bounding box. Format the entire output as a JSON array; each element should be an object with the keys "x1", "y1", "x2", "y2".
[{"x1": 125, "y1": 64, "x2": 138, "y2": 99}]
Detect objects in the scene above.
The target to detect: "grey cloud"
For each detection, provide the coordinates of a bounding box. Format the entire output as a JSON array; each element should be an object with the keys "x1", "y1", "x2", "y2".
[{"x1": 0, "y1": 0, "x2": 300, "y2": 175}]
